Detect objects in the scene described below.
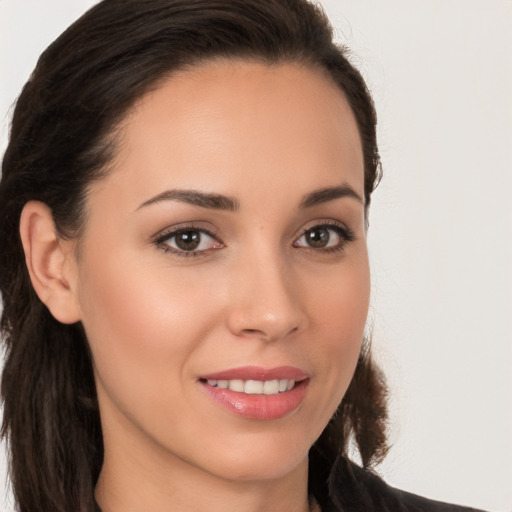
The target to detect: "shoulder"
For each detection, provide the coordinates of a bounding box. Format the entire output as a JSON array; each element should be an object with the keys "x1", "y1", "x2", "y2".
[
  {"x1": 323, "y1": 460, "x2": 487, "y2": 512},
  {"x1": 381, "y1": 486, "x2": 487, "y2": 512}
]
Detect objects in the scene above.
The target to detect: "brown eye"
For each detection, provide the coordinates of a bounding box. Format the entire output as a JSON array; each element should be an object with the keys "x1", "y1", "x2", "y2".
[
  {"x1": 294, "y1": 223, "x2": 354, "y2": 252},
  {"x1": 158, "y1": 228, "x2": 222, "y2": 255},
  {"x1": 174, "y1": 230, "x2": 201, "y2": 251},
  {"x1": 304, "y1": 227, "x2": 331, "y2": 248}
]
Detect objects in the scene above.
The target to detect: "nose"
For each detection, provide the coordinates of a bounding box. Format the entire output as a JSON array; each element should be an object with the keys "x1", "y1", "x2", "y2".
[{"x1": 225, "y1": 249, "x2": 307, "y2": 342}]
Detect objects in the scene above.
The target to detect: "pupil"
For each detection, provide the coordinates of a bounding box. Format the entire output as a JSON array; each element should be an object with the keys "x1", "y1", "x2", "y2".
[
  {"x1": 176, "y1": 230, "x2": 201, "y2": 250},
  {"x1": 306, "y1": 228, "x2": 329, "y2": 248}
]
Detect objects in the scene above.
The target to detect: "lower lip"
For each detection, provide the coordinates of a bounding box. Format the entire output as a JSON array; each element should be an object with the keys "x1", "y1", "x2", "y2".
[{"x1": 200, "y1": 380, "x2": 309, "y2": 420}]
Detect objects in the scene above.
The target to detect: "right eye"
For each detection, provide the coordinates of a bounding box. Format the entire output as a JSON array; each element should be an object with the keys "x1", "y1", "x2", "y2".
[{"x1": 156, "y1": 228, "x2": 223, "y2": 256}]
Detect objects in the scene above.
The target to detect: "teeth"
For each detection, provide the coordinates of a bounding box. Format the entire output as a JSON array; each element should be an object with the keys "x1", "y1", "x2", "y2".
[
  {"x1": 205, "y1": 378, "x2": 297, "y2": 394},
  {"x1": 263, "y1": 380, "x2": 279, "y2": 395},
  {"x1": 244, "y1": 380, "x2": 263, "y2": 394},
  {"x1": 228, "y1": 379, "x2": 244, "y2": 392}
]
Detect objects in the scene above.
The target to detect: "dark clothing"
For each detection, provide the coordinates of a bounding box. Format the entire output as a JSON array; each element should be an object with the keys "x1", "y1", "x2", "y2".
[
  {"x1": 319, "y1": 459, "x2": 486, "y2": 512},
  {"x1": 324, "y1": 480, "x2": 485, "y2": 511}
]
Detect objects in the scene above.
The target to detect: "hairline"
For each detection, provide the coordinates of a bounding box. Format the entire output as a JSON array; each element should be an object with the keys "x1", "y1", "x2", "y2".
[{"x1": 71, "y1": 55, "x2": 365, "y2": 257}]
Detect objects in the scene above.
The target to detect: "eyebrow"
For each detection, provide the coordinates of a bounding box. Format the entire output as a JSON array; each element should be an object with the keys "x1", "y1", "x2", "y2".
[
  {"x1": 299, "y1": 184, "x2": 363, "y2": 208},
  {"x1": 136, "y1": 183, "x2": 362, "y2": 212},
  {"x1": 136, "y1": 189, "x2": 240, "y2": 212}
]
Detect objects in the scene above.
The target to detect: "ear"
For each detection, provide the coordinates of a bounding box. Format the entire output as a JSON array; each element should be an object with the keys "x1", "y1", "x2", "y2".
[{"x1": 19, "y1": 201, "x2": 81, "y2": 324}]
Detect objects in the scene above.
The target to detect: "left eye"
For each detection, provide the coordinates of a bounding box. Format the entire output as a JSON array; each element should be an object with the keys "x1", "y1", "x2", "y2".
[
  {"x1": 159, "y1": 228, "x2": 221, "y2": 253},
  {"x1": 294, "y1": 225, "x2": 351, "y2": 250}
]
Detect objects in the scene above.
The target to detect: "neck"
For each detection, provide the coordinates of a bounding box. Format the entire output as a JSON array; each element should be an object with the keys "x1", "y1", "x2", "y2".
[
  {"x1": 96, "y1": 454, "x2": 311, "y2": 512},
  {"x1": 95, "y1": 421, "x2": 312, "y2": 512}
]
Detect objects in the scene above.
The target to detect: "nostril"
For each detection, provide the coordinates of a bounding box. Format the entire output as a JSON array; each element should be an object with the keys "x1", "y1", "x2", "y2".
[
  {"x1": 239, "y1": 328, "x2": 266, "y2": 338},
  {"x1": 238, "y1": 324, "x2": 300, "y2": 342},
  {"x1": 226, "y1": 298, "x2": 306, "y2": 342}
]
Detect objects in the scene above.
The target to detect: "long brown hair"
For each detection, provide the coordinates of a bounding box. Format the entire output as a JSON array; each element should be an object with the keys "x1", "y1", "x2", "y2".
[{"x1": 0, "y1": 1, "x2": 386, "y2": 511}]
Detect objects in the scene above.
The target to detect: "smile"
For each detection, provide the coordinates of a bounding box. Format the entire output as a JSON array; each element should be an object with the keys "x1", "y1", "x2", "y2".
[
  {"x1": 205, "y1": 378, "x2": 296, "y2": 395},
  {"x1": 199, "y1": 366, "x2": 309, "y2": 420}
]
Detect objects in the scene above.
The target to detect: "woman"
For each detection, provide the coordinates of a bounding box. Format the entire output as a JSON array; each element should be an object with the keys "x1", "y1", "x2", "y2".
[{"x1": 0, "y1": 1, "x2": 488, "y2": 511}]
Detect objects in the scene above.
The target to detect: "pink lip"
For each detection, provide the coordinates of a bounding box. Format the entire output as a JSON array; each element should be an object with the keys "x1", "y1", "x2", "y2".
[{"x1": 199, "y1": 366, "x2": 310, "y2": 420}]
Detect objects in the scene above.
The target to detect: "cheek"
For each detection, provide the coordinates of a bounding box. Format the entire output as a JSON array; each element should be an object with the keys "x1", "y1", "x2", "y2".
[
  {"x1": 311, "y1": 254, "x2": 370, "y2": 345},
  {"x1": 76, "y1": 251, "x2": 213, "y2": 399},
  {"x1": 304, "y1": 256, "x2": 370, "y2": 415},
  {"x1": 75, "y1": 253, "x2": 228, "y2": 453}
]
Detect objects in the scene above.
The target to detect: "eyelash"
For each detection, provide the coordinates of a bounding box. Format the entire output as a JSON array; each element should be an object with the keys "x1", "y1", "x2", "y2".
[
  {"x1": 154, "y1": 226, "x2": 222, "y2": 258},
  {"x1": 153, "y1": 221, "x2": 355, "y2": 258},
  {"x1": 293, "y1": 222, "x2": 355, "y2": 254}
]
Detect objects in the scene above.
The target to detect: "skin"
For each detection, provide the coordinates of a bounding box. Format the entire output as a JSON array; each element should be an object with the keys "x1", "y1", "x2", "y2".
[{"x1": 22, "y1": 61, "x2": 370, "y2": 512}]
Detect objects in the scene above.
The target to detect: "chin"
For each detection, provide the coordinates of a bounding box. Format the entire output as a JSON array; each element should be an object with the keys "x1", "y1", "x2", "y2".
[
  {"x1": 210, "y1": 456, "x2": 307, "y2": 484},
  {"x1": 191, "y1": 428, "x2": 313, "y2": 483}
]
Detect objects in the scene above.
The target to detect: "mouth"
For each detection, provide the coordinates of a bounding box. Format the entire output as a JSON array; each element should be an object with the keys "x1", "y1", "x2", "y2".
[
  {"x1": 200, "y1": 378, "x2": 297, "y2": 395},
  {"x1": 198, "y1": 366, "x2": 309, "y2": 420}
]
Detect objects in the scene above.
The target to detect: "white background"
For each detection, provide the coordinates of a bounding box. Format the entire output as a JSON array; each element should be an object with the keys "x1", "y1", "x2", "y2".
[{"x1": 1, "y1": 1, "x2": 511, "y2": 511}]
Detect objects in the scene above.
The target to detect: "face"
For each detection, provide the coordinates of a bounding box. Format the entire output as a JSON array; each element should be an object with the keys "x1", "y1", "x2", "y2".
[{"x1": 71, "y1": 61, "x2": 370, "y2": 485}]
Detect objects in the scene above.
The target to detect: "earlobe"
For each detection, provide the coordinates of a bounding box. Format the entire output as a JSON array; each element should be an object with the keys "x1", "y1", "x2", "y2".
[{"x1": 19, "y1": 201, "x2": 81, "y2": 324}]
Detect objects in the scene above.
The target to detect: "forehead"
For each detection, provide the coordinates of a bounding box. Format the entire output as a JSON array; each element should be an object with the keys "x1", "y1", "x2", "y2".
[{"x1": 96, "y1": 60, "x2": 364, "y2": 209}]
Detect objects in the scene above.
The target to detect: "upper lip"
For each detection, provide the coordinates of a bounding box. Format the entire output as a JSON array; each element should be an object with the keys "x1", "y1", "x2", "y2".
[{"x1": 199, "y1": 365, "x2": 309, "y2": 382}]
